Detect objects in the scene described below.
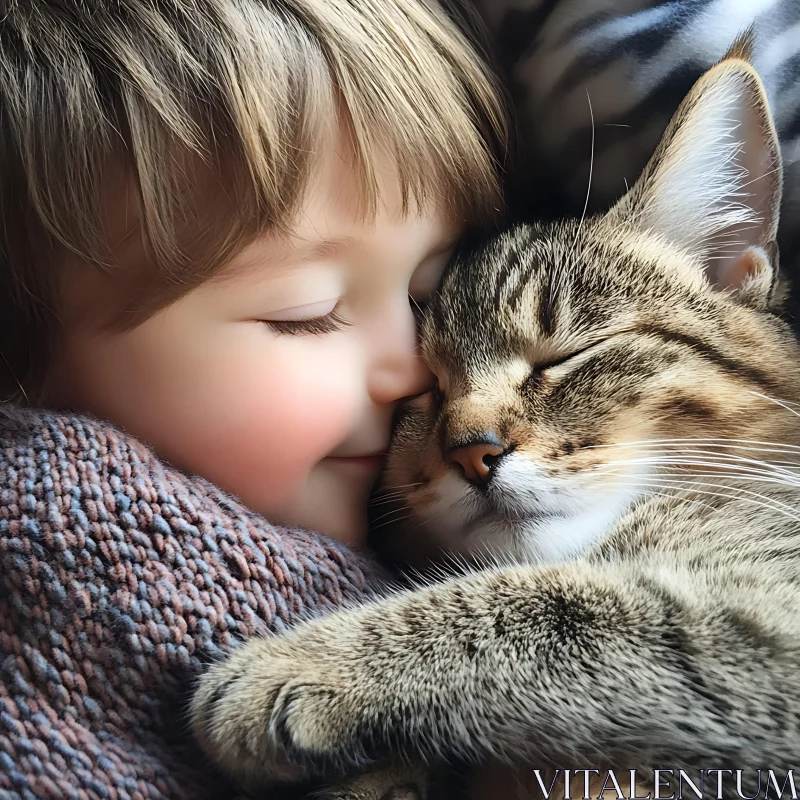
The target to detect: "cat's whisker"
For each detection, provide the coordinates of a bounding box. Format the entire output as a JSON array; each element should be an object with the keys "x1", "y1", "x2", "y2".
[
  {"x1": 593, "y1": 459, "x2": 788, "y2": 477},
  {"x1": 612, "y1": 448, "x2": 800, "y2": 469},
  {"x1": 608, "y1": 478, "x2": 800, "y2": 523},
  {"x1": 599, "y1": 468, "x2": 800, "y2": 492},
  {"x1": 584, "y1": 436, "x2": 800, "y2": 453},
  {"x1": 751, "y1": 396, "x2": 800, "y2": 407},
  {"x1": 593, "y1": 448, "x2": 800, "y2": 472},
  {"x1": 560, "y1": 88, "x2": 596, "y2": 304},
  {"x1": 370, "y1": 489, "x2": 423, "y2": 503},
  {"x1": 614, "y1": 469, "x2": 800, "y2": 508},
  {"x1": 749, "y1": 390, "x2": 800, "y2": 418},
  {"x1": 624, "y1": 487, "x2": 800, "y2": 524},
  {"x1": 369, "y1": 517, "x2": 415, "y2": 534},
  {"x1": 583, "y1": 439, "x2": 800, "y2": 465},
  {"x1": 370, "y1": 492, "x2": 407, "y2": 502},
  {"x1": 369, "y1": 507, "x2": 418, "y2": 529},
  {"x1": 596, "y1": 454, "x2": 800, "y2": 493},
  {"x1": 369, "y1": 496, "x2": 411, "y2": 508},
  {"x1": 593, "y1": 459, "x2": 800, "y2": 486},
  {"x1": 369, "y1": 505, "x2": 416, "y2": 525},
  {"x1": 622, "y1": 483, "x2": 717, "y2": 512},
  {"x1": 595, "y1": 451, "x2": 800, "y2": 475},
  {"x1": 375, "y1": 481, "x2": 427, "y2": 492},
  {"x1": 369, "y1": 500, "x2": 407, "y2": 511},
  {"x1": 370, "y1": 484, "x2": 428, "y2": 506},
  {"x1": 575, "y1": 89, "x2": 595, "y2": 243},
  {"x1": 597, "y1": 445, "x2": 800, "y2": 464},
  {"x1": 600, "y1": 450, "x2": 800, "y2": 470}
]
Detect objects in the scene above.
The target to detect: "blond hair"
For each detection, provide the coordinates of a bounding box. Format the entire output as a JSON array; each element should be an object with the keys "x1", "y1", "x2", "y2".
[{"x1": 0, "y1": 0, "x2": 507, "y2": 402}]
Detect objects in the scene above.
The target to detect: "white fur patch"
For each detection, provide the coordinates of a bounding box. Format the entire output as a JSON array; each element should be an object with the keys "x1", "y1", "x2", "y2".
[{"x1": 421, "y1": 452, "x2": 646, "y2": 565}]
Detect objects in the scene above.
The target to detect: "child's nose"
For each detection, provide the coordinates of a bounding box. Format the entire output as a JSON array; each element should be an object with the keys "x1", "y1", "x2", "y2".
[
  {"x1": 369, "y1": 346, "x2": 433, "y2": 405},
  {"x1": 368, "y1": 315, "x2": 433, "y2": 405}
]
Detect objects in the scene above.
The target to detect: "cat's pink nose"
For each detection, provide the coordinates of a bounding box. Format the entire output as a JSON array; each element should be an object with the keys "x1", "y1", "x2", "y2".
[{"x1": 446, "y1": 442, "x2": 505, "y2": 487}]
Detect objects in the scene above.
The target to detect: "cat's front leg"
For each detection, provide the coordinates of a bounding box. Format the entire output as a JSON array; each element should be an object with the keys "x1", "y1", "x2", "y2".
[
  {"x1": 191, "y1": 561, "x2": 613, "y2": 786},
  {"x1": 193, "y1": 557, "x2": 800, "y2": 792},
  {"x1": 190, "y1": 567, "x2": 517, "y2": 788},
  {"x1": 190, "y1": 594, "x2": 449, "y2": 789}
]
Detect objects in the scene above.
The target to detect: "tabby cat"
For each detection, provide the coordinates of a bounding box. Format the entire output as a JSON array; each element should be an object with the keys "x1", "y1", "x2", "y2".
[{"x1": 191, "y1": 42, "x2": 800, "y2": 800}]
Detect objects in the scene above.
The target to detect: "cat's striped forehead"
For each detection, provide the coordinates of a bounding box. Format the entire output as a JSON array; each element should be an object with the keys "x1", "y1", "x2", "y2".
[{"x1": 423, "y1": 218, "x2": 718, "y2": 383}]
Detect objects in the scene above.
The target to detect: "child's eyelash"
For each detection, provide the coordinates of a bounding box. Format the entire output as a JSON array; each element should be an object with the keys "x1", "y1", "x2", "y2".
[{"x1": 263, "y1": 310, "x2": 351, "y2": 336}]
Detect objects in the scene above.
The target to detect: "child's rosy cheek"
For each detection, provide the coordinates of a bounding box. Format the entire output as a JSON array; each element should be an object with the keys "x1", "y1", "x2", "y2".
[{"x1": 190, "y1": 358, "x2": 356, "y2": 505}]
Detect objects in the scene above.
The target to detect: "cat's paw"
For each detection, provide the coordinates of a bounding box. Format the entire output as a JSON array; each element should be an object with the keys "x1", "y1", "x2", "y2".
[{"x1": 191, "y1": 634, "x2": 366, "y2": 788}]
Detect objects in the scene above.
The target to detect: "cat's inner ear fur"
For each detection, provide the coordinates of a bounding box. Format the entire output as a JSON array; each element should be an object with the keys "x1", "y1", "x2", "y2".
[{"x1": 610, "y1": 44, "x2": 782, "y2": 307}]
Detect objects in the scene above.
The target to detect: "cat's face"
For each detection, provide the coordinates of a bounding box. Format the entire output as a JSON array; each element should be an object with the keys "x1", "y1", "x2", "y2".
[{"x1": 377, "y1": 44, "x2": 800, "y2": 565}]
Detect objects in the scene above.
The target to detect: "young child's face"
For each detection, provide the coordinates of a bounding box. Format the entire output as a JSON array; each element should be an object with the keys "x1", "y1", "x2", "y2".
[{"x1": 48, "y1": 143, "x2": 458, "y2": 545}]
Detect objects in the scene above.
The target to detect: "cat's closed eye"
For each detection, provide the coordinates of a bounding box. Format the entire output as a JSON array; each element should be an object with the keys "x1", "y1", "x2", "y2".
[{"x1": 522, "y1": 342, "x2": 603, "y2": 391}]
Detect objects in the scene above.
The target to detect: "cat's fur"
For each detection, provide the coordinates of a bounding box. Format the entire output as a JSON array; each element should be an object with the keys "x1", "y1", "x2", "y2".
[{"x1": 190, "y1": 42, "x2": 800, "y2": 800}]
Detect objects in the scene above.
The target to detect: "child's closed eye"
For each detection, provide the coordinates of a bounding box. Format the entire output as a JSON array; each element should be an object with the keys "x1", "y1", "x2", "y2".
[{"x1": 259, "y1": 299, "x2": 352, "y2": 336}]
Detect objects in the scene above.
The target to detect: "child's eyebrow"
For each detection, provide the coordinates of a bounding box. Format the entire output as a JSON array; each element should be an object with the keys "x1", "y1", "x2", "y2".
[
  {"x1": 296, "y1": 236, "x2": 357, "y2": 264},
  {"x1": 213, "y1": 236, "x2": 358, "y2": 283}
]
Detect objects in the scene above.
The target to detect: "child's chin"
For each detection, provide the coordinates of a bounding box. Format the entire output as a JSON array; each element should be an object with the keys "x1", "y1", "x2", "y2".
[
  {"x1": 311, "y1": 470, "x2": 375, "y2": 546},
  {"x1": 318, "y1": 510, "x2": 370, "y2": 547},
  {"x1": 263, "y1": 460, "x2": 381, "y2": 545}
]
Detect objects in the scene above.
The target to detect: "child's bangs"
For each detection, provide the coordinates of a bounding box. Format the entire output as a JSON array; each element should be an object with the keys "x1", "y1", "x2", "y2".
[
  {"x1": 149, "y1": 0, "x2": 508, "y2": 280},
  {"x1": 9, "y1": 0, "x2": 508, "y2": 317},
  {"x1": 280, "y1": 0, "x2": 509, "y2": 226},
  {"x1": 207, "y1": 0, "x2": 509, "y2": 245}
]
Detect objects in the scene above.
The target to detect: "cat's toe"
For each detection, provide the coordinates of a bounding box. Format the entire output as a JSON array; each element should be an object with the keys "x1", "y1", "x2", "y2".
[
  {"x1": 192, "y1": 639, "x2": 365, "y2": 788},
  {"x1": 272, "y1": 676, "x2": 359, "y2": 764},
  {"x1": 191, "y1": 652, "x2": 331, "y2": 785}
]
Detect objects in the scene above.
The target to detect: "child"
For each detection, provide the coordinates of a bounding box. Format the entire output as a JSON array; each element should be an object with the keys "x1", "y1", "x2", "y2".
[{"x1": 0, "y1": 0, "x2": 507, "y2": 547}]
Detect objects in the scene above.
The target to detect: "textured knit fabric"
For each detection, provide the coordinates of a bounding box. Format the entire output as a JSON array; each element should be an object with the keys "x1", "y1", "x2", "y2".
[{"x1": 0, "y1": 405, "x2": 386, "y2": 800}]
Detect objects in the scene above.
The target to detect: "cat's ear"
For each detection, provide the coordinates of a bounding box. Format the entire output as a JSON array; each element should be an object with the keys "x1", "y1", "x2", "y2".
[{"x1": 609, "y1": 34, "x2": 782, "y2": 307}]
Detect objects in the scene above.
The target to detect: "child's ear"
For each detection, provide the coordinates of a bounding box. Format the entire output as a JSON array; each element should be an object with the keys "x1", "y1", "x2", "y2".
[{"x1": 609, "y1": 33, "x2": 782, "y2": 308}]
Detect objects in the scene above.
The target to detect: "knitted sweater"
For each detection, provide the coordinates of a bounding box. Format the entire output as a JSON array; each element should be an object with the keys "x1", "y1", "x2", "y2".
[{"x1": 0, "y1": 405, "x2": 386, "y2": 799}]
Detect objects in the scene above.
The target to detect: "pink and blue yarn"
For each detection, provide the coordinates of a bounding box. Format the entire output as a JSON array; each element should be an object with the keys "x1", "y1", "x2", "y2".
[{"x1": 0, "y1": 406, "x2": 383, "y2": 799}]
